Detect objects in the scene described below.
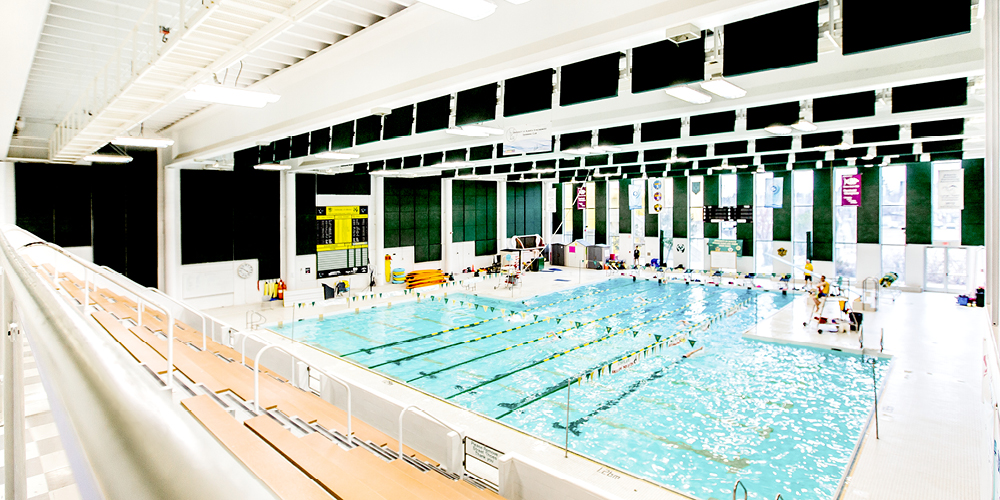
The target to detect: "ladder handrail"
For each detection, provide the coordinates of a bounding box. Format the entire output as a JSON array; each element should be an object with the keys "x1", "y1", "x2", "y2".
[
  {"x1": 733, "y1": 480, "x2": 748, "y2": 500},
  {"x1": 148, "y1": 286, "x2": 207, "y2": 350}
]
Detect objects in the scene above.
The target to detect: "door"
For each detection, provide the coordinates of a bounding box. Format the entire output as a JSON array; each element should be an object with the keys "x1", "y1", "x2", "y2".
[{"x1": 924, "y1": 246, "x2": 969, "y2": 293}]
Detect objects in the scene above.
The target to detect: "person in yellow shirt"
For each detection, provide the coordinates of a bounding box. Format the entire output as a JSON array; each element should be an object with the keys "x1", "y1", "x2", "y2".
[
  {"x1": 804, "y1": 260, "x2": 813, "y2": 283},
  {"x1": 812, "y1": 275, "x2": 830, "y2": 309}
]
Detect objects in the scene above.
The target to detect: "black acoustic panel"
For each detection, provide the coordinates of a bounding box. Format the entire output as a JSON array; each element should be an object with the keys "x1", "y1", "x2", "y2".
[
  {"x1": 755, "y1": 136, "x2": 793, "y2": 153},
  {"x1": 536, "y1": 160, "x2": 556, "y2": 170},
  {"x1": 613, "y1": 152, "x2": 639, "y2": 164},
  {"x1": 723, "y1": 2, "x2": 818, "y2": 76},
  {"x1": 576, "y1": 169, "x2": 591, "y2": 177},
  {"x1": 560, "y1": 131, "x2": 592, "y2": 150},
  {"x1": 458, "y1": 167, "x2": 473, "y2": 176},
  {"x1": 834, "y1": 147, "x2": 869, "y2": 159},
  {"x1": 715, "y1": 140, "x2": 747, "y2": 155},
  {"x1": 423, "y1": 151, "x2": 444, "y2": 166},
  {"x1": 669, "y1": 161, "x2": 693, "y2": 170},
  {"x1": 729, "y1": 156, "x2": 753, "y2": 166},
  {"x1": 794, "y1": 161, "x2": 819, "y2": 169},
  {"x1": 558, "y1": 158, "x2": 580, "y2": 169},
  {"x1": 508, "y1": 174, "x2": 522, "y2": 182},
  {"x1": 476, "y1": 166, "x2": 493, "y2": 175},
  {"x1": 677, "y1": 145, "x2": 708, "y2": 158},
  {"x1": 364, "y1": 161, "x2": 382, "y2": 172},
  {"x1": 504, "y1": 69, "x2": 554, "y2": 117},
  {"x1": 825, "y1": 159, "x2": 849, "y2": 168},
  {"x1": 514, "y1": 162, "x2": 533, "y2": 172},
  {"x1": 599, "y1": 166, "x2": 619, "y2": 175},
  {"x1": 641, "y1": 118, "x2": 682, "y2": 142},
  {"x1": 621, "y1": 165, "x2": 641, "y2": 174},
  {"x1": 892, "y1": 78, "x2": 967, "y2": 113},
  {"x1": 446, "y1": 149, "x2": 467, "y2": 162},
  {"x1": 257, "y1": 144, "x2": 274, "y2": 164},
  {"x1": 291, "y1": 133, "x2": 309, "y2": 158},
  {"x1": 385, "y1": 158, "x2": 402, "y2": 170},
  {"x1": 234, "y1": 147, "x2": 258, "y2": 169},
  {"x1": 469, "y1": 145, "x2": 493, "y2": 161},
  {"x1": 522, "y1": 173, "x2": 539, "y2": 180},
  {"x1": 598, "y1": 125, "x2": 634, "y2": 145},
  {"x1": 853, "y1": 125, "x2": 900, "y2": 143},
  {"x1": 922, "y1": 139, "x2": 963, "y2": 153},
  {"x1": 877, "y1": 143, "x2": 914, "y2": 156},
  {"x1": 842, "y1": 0, "x2": 972, "y2": 55},
  {"x1": 801, "y1": 131, "x2": 843, "y2": 148},
  {"x1": 645, "y1": 163, "x2": 668, "y2": 173},
  {"x1": 330, "y1": 122, "x2": 354, "y2": 150},
  {"x1": 540, "y1": 172, "x2": 556, "y2": 179},
  {"x1": 585, "y1": 155, "x2": 609, "y2": 166},
  {"x1": 699, "y1": 158, "x2": 724, "y2": 169},
  {"x1": 761, "y1": 153, "x2": 790, "y2": 164},
  {"x1": 631, "y1": 36, "x2": 705, "y2": 93},
  {"x1": 181, "y1": 170, "x2": 234, "y2": 265},
  {"x1": 383, "y1": 105, "x2": 414, "y2": 139},
  {"x1": 690, "y1": 110, "x2": 736, "y2": 136},
  {"x1": 764, "y1": 164, "x2": 789, "y2": 172},
  {"x1": 415, "y1": 95, "x2": 451, "y2": 133},
  {"x1": 272, "y1": 138, "x2": 291, "y2": 162},
  {"x1": 456, "y1": 83, "x2": 498, "y2": 126},
  {"x1": 559, "y1": 53, "x2": 621, "y2": 106},
  {"x1": 795, "y1": 151, "x2": 826, "y2": 162},
  {"x1": 317, "y1": 172, "x2": 370, "y2": 195},
  {"x1": 644, "y1": 148, "x2": 671, "y2": 162},
  {"x1": 746, "y1": 102, "x2": 801, "y2": 130},
  {"x1": 891, "y1": 154, "x2": 918, "y2": 164},
  {"x1": 309, "y1": 127, "x2": 331, "y2": 154},
  {"x1": 813, "y1": 91, "x2": 875, "y2": 122},
  {"x1": 931, "y1": 152, "x2": 963, "y2": 161},
  {"x1": 355, "y1": 115, "x2": 382, "y2": 145},
  {"x1": 666, "y1": 170, "x2": 687, "y2": 177},
  {"x1": 441, "y1": 170, "x2": 456, "y2": 178},
  {"x1": 494, "y1": 164, "x2": 511, "y2": 174},
  {"x1": 911, "y1": 118, "x2": 965, "y2": 138},
  {"x1": 404, "y1": 155, "x2": 421, "y2": 169}
]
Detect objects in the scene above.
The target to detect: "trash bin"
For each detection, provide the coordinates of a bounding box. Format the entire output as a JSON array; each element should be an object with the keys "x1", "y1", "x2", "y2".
[
  {"x1": 532, "y1": 257, "x2": 545, "y2": 272},
  {"x1": 977, "y1": 288, "x2": 986, "y2": 307}
]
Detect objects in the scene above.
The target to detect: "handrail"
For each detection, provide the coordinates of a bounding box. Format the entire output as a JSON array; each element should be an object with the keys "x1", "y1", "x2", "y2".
[
  {"x1": 0, "y1": 225, "x2": 279, "y2": 499},
  {"x1": 148, "y1": 286, "x2": 207, "y2": 351},
  {"x1": 398, "y1": 405, "x2": 462, "y2": 462},
  {"x1": 733, "y1": 480, "x2": 747, "y2": 500},
  {"x1": 241, "y1": 332, "x2": 269, "y2": 367},
  {"x1": 252, "y1": 344, "x2": 353, "y2": 439}
]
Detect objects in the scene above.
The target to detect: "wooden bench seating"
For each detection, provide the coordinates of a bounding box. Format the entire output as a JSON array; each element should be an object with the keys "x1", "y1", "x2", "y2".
[
  {"x1": 91, "y1": 312, "x2": 168, "y2": 375},
  {"x1": 181, "y1": 395, "x2": 332, "y2": 500}
]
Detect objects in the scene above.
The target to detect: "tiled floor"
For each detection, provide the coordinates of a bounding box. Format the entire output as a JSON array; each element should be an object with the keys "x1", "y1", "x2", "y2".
[{"x1": 0, "y1": 346, "x2": 81, "y2": 500}]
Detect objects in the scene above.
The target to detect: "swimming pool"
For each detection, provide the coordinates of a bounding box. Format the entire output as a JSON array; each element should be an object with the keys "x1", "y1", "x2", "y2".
[{"x1": 272, "y1": 279, "x2": 888, "y2": 500}]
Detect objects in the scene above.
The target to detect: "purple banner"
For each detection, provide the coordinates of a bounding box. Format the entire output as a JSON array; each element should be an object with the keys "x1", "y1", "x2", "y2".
[
  {"x1": 577, "y1": 186, "x2": 587, "y2": 209},
  {"x1": 841, "y1": 174, "x2": 862, "y2": 206}
]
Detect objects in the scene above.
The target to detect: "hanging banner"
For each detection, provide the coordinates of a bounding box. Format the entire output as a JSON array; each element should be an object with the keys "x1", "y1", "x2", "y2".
[
  {"x1": 840, "y1": 174, "x2": 862, "y2": 206},
  {"x1": 503, "y1": 123, "x2": 552, "y2": 155},
  {"x1": 689, "y1": 176, "x2": 704, "y2": 208},
  {"x1": 648, "y1": 178, "x2": 664, "y2": 214},
  {"x1": 576, "y1": 185, "x2": 587, "y2": 209},
  {"x1": 937, "y1": 168, "x2": 965, "y2": 210},
  {"x1": 628, "y1": 179, "x2": 644, "y2": 210},
  {"x1": 764, "y1": 177, "x2": 783, "y2": 208}
]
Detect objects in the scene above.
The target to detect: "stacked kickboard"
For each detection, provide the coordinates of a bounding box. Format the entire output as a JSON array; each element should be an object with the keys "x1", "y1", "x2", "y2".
[
  {"x1": 390, "y1": 268, "x2": 406, "y2": 285},
  {"x1": 404, "y1": 270, "x2": 447, "y2": 289}
]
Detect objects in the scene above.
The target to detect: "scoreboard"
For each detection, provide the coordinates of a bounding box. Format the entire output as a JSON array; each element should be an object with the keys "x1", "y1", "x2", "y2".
[
  {"x1": 702, "y1": 205, "x2": 753, "y2": 223},
  {"x1": 316, "y1": 206, "x2": 369, "y2": 278}
]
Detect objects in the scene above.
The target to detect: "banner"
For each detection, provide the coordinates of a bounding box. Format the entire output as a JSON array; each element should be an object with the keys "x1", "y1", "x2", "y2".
[
  {"x1": 707, "y1": 239, "x2": 743, "y2": 257},
  {"x1": 576, "y1": 185, "x2": 587, "y2": 209},
  {"x1": 628, "y1": 179, "x2": 644, "y2": 210},
  {"x1": 840, "y1": 174, "x2": 862, "y2": 206},
  {"x1": 937, "y1": 168, "x2": 964, "y2": 210},
  {"x1": 689, "y1": 176, "x2": 704, "y2": 208},
  {"x1": 648, "y1": 178, "x2": 665, "y2": 214},
  {"x1": 764, "y1": 177, "x2": 783, "y2": 208},
  {"x1": 502, "y1": 123, "x2": 552, "y2": 155}
]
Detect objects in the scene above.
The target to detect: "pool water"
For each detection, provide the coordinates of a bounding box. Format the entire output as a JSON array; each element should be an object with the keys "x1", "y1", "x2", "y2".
[{"x1": 272, "y1": 279, "x2": 888, "y2": 500}]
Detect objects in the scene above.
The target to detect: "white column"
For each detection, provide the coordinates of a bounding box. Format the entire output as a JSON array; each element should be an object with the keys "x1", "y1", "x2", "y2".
[
  {"x1": 441, "y1": 179, "x2": 454, "y2": 273},
  {"x1": 988, "y1": 0, "x2": 1000, "y2": 327},
  {"x1": 0, "y1": 162, "x2": 14, "y2": 225},
  {"x1": 163, "y1": 166, "x2": 181, "y2": 296},
  {"x1": 372, "y1": 175, "x2": 385, "y2": 282},
  {"x1": 497, "y1": 181, "x2": 507, "y2": 249},
  {"x1": 283, "y1": 171, "x2": 295, "y2": 290}
]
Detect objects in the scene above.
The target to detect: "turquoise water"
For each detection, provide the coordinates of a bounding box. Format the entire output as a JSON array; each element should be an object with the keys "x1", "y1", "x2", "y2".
[{"x1": 272, "y1": 279, "x2": 888, "y2": 500}]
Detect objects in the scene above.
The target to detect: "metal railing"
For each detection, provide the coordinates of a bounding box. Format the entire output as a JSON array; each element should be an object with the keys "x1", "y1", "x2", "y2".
[
  {"x1": 0, "y1": 225, "x2": 279, "y2": 499},
  {"x1": 148, "y1": 286, "x2": 207, "y2": 350}
]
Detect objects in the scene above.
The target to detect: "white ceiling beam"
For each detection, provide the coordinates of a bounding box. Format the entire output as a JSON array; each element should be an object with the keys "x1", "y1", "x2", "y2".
[{"x1": 0, "y1": 0, "x2": 51, "y2": 157}]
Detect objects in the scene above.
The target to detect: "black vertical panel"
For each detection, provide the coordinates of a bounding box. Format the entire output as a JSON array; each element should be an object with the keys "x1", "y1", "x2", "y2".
[
  {"x1": 91, "y1": 166, "x2": 126, "y2": 276},
  {"x1": 554, "y1": 183, "x2": 563, "y2": 234},
  {"x1": 842, "y1": 0, "x2": 972, "y2": 55},
  {"x1": 14, "y1": 164, "x2": 55, "y2": 241},
  {"x1": 595, "y1": 181, "x2": 607, "y2": 244},
  {"x1": 962, "y1": 159, "x2": 985, "y2": 246},
  {"x1": 272, "y1": 138, "x2": 291, "y2": 162},
  {"x1": 181, "y1": 170, "x2": 235, "y2": 264},
  {"x1": 559, "y1": 53, "x2": 621, "y2": 106},
  {"x1": 506, "y1": 184, "x2": 519, "y2": 238},
  {"x1": 383, "y1": 105, "x2": 414, "y2": 140},
  {"x1": 51, "y1": 166, "x2": 92, "y2": 247},
  {"x1": 571, "y1": 184, "x2": 583, "y2": 241},
  {"x1": 503, "y1": 69, "x2": 554, "y2": 117},
  {"x1": 631, "y1": 36, "x2": 705, "y2": 93},
  {"x1": 456, "y1": 83, "x2": 497, "y2": 126},
  {"x1": 813, "y1": 169, "x2": 834, "y2": 260},
  {"x1": 291, "y1": 133, "x2": 310, "y2": 158},
  {"x1": 857, "y1": 168, "x2": 880, "y2": 244},
  {"x1": 645, "y1": 184, "x2": 658, "y2": 238},
  {"x1": 906, "y1": 163, "x2": 933, "y2": 244},
  {"x1": 295, "y1": 174, "x2": 317, "y2": 255},
  {"x1": 234, "y1": 147, "x2": 259, "y2": 169},
  {"x1": 355, "y1": 115, "x2": 382, "y2": 145},
  {"x1": 619, "y1": 180, "x2": 631, "y2": 234},
  {"x1": 892, "y1": 78, "x2": 968, "y2": 113},
  {"x1": 673, "y1": 177, "x2": 687, "y2": 238},
  {"x1": 309, "y1": 127, "x2": 331, "y2": 154},
  {"x1": 772, "y1": 172, "x2": 792, "y2": 241},
  {"x1": 233, "y1": 163, "x2": 280, "y2": 279},
  {"x1": 96, "y1": 149, "x2": 157, "y2": 286},
  {"x1": 525, "y1": 183, "x2": 542, "y2": 236},
  {"x1": 330, "y1": 122, "x2": 354, "y2": 150},
  {"x1": 723, "y1": 2, "x2": 818, "y2": 77},
  {"x1": 736, "y1": 174, "x2": 754, "y2": 257},
  {"x1": 416, "y1": 95, "x2": 451, "y2": 133},
  {"x1": 703, "y1": 176, "x2": 719, "y2": 238}
]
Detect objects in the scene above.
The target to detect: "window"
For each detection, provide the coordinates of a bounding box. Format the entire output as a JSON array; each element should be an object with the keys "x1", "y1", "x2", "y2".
[
  {"x1": 689, "y1": 176, "x2": 704, "y2": 270},
  {"x1": 660, "y1": 178, "x2": 675, "y2": 266},
  {"x1": 755, "y1": 172, "x2": 774, "y2": 274},
  {"x1": 932, "y1": 161, "x2": 962, "y2": 243},
  {"x1": 562, "y1": 187, "x2": 573, "y2": 242},
  {"x1": 834, "y1": 167, "x2": 858, "y2": 278},
  {"x1": 792, "y1": 169, "x2": 813, "y2": 278},
  {"x1": 719, "y1": 174, "x2": 737, "y2": 239},
  {"x1": 880, "y1": 165, "x2": 906, "y2": 281},
  {"x1": 585, "y1": 181, "x2": 596, "y2": 244},
  {"x1": 608, "y1": 180, "x2": 620, "y2": 235}
]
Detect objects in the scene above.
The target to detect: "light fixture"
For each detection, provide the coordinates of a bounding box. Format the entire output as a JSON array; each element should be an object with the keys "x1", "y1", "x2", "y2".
[
  {"x1": 254, "y1": 163, "x2": 290, "y2": 171},
  {"x1": 700, "y1": 78, "x2": 747, "y2": 99},
  {"x1": 111, "y1": 136, "x2": 174, "y2": 148},
  {"x1": 184, "y1": 84, "x2": 281, "y2": 108},
  {"x1": 765, "y1": 124, "x2": 792, "y2": 135},
  {"x1": 446, "y1": 127, "x2": 490, "y2": 137},
  {"x1": 791, "y1": 120, "x2": 817, "y2": 132},
  {"x1": 315, "y1": 151, "x2": 360, "y2": 160},
  {"x1": 418, "y1": 0, "x2": 497, "y2": 20},
  {"x1": 460, "y1": 124, "x2": 504, "y2": 135},
  {"x1": 84, "y1": 154, "x2": 132, "y2": 163},
  {"x1": 664, "y1": 86, "x2": 712, "y2": 104}
]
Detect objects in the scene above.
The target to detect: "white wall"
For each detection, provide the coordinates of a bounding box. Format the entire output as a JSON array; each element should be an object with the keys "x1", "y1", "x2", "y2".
[
  {"x1": 771, "y1": 241, "x2": 792, "y2": 275},
  {"x1": 905, "y1": 244, "x2": 926, "y2": 290},
  {"x1": 856, "y1": 243, "x2": 882, "y2": 283},
  {"x1": 179, "y1": 259, "x2": 259, "y2": 309},
  {"x1": 63, "y1": 246, "x2": 93, "y2": 263},
  {"x1": 499, "y1": 453, "x2": 622, "y2": 500}
]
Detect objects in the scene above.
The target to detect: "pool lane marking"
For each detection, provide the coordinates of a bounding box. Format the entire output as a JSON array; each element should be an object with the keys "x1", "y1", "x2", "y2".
[
  {"x1": 341, "y1": 280, "x2": 642, "y2": 357},
  {"x1": 368, "y1": 288, "x2": 677, "y2": 370}
]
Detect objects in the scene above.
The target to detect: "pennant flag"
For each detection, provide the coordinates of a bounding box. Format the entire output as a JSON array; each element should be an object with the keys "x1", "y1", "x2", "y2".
[
  {"x1": 654, "y1": 334, "x2": 661, "y2": 342},
  {"x1": 632, "y1": 331, "x2": 638, "y2": 337},
  {"x1": 490, "y1": 306, "x2": 495, "y2": 312},
  {"x1": 607, "y1": 327, "x2": 613, "y2": 333},
  {"x1": 688, "y1": 339, "x2": 696, "y2": 347},
  {"x1": 575, "y1": 322, "x2": 582, "y2": 328},
  {"x1": 533, "y1": 315, "x2": 539, "y2": 321}
]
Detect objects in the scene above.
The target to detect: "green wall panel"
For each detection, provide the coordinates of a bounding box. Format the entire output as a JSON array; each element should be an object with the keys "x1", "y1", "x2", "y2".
[
  {"x1": 906, "y1": 163, "x2": 932, "y2": 245},
  {"x1": 772, "y1": 172, "x2": 792, "y2": 241},
  {"x1": 736, "y1": 173, "x2": 754, "y2": 257},
  {"x1": 596, "y1": 181, "x2": 608, "y2": 244},
  {"x1": 857, "y1": 168, "x2": 880, "y2": 244},
  {"x1": 572, "y1": 183, "x2": 584, "y2": 241},
  {"x1": 506, "y1": 183, "x2": 543, "y2": 237},
  {"x1": 812, "y1": 169, "x2": 833, "y2": 261},
  {"x1": 962, "y1": 159, "x2": 985, "y2": 246},
  {"x1": 387, "y1": 177, "x2": 442, "y2": 262},
  {"x1": 673, "y1": 177, "x2": 687, "y2": 238},
  {"x1": 554, "y1": 183, "x2": 563, "y2": 233},
  {"x1": 703, "y1": 176, "x2": 719, "y2": 238},
  {"x1": 453, "y1": 180, "x2": 497, "y2": 255},
  {"x1": 619, "y1": 180, "x2": 632, "y2": 234}
]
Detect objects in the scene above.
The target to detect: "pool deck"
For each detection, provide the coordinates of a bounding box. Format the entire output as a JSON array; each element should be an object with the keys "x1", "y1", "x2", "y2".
[{"x1": 205, "y1": 268, "x2": 990, "y2": 500}]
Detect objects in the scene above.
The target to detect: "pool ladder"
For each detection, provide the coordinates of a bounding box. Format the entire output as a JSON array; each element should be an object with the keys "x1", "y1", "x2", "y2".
[{"x1": 732, "y1": 480, "x2": 788, "y2": 500}]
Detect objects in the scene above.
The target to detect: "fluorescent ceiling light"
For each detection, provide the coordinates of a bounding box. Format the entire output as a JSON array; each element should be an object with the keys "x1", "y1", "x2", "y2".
[
  {"x1": 791, "y1": 120, "x2": 817, "y2": 132},
  {"x1": 184, "y1": 84, "x2": 281, "y2": 108},
  {"x1": 84, "y1": 154, "x2": 132, "y2": 163},
  {"x1": 460, "y1": 124, "x2": 504, "y2": 135},
  {"x1": 111, "y1": 136, "x2": 174, "y2": 148},
  {"x1": 664, "y1": 86, "x2": 712, "y2": 104},
  {"x1": 700, "y1": 78, "x2": 747, "y2": 99},
  {"x1": 315, "y1": 151, "x2": 360, "y2": 160},
  {"x1": 254, "y1": 163, "x2": 290, "y2": 171},
  {"x1": 765, "y1": 125, "x2": 792, "y2": 135},
  {"x1": 418, "y1": 0, "x2": 496, "y2": 20},
  {"x1": 446, "y1": 127, "x2": 490, "y2": 137}
]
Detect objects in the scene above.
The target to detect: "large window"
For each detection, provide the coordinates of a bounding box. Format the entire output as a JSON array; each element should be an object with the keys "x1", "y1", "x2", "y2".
[
  {"x1": 792, "y1": 169, "x2": 813, "y2": 278},
  {"x1": 689, "y1": 176, "x2": 705, "y2": 270},
  {"x1": 719, "y1": 174, "x2": 737, "y2": 239},
  {"x1": 755, "y1": 172, "x2": 774, "y2": 274},
  {"x1": 932, "y1": 161, "x2": 963, "y2": 243},
  {"x1": 833, "y1": 167, "x2": 858, "y2": 278},
  {"x1": 880, "y1": 165, "x2": 906, "y2": 280},
  {"x1": 562, "y1": 186, "x2": 573, "y2": 242},
  {"x1": 660, "y1": 178, "x2": 675, "y2": 266}
]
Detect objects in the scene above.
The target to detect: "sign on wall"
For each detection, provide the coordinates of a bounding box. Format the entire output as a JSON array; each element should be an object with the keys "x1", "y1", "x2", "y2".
[
  {"x1": 576, "y1": 185, "x2": 587, "y2": 209},
  {"x1": 689, "y1": 176, "x2": 704, "y2": 208},
  {"x1": 503, "y1": 123, "x2": 552, "y2": 155},
  {"x1": 841, "y1": 174, "x2": 862, "y2": 206},
  {"x1": 628, "y1": 179, "x2": 644, "y2": 210},
  {"x1": 707, "y1": 238, "x2": 744, "y2": 257},
  {"x1": 648, "y1": 178, "x2": 664, "y2": 214},
  {"x1": 764, "y1": 177, "x2": 783, "y2": 208},
  {"x1": 316, "y1": 206, "x2": 369, "y2": 278},
  {"x1": 937, "y1": 168, "x2": 965, "y2": 210}
]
